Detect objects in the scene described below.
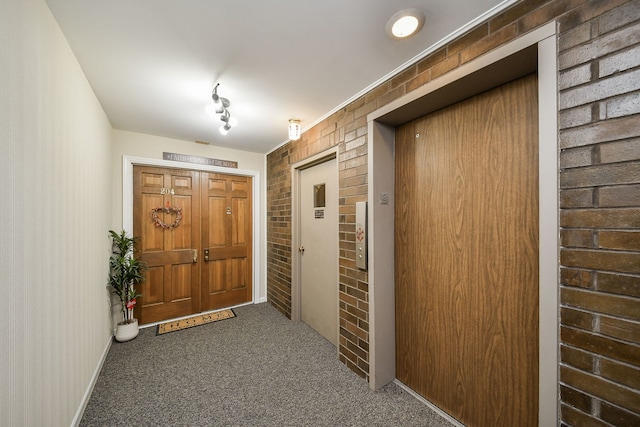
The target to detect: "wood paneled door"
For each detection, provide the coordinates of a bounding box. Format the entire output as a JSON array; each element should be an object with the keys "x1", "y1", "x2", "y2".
[
  {"x1": 395, "y1": 74, "x2": 539, "y2": 426},
  {"x1": 133, "y1": 165, "x2": 252, "y2": 324},
  {"x1": 200, "y1": 172, "x2": 252, "y2": 311}
]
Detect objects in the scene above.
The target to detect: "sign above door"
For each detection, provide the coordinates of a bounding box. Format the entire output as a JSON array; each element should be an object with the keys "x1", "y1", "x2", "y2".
[{"x1": 163, "y1": 152, "x2": 238, "y2": 169}]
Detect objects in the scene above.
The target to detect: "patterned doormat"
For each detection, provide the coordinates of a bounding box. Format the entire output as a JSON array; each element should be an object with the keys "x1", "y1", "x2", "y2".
[{"x1": 156, "y1": 309, "x2": 236, "y2": 335}]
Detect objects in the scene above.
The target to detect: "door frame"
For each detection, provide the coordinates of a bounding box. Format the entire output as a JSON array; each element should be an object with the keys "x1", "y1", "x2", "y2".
[
  {"x1": 291, "y1": 148, "x2": 339, "y2": 351},
  {"x1": 367, "y1": 22, "x2": 558, "y2": 426},
  {"x1": 122, "y1": 155, "x2": 262, "y2": 310}
]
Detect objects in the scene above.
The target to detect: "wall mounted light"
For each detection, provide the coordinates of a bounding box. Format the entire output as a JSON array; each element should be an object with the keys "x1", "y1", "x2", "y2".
[
  {"x1": 288, "y1": 119, "x2": 301, "y2": 140},
  {"x1": 211, "y1": 83, "x2": 236, "y2": 135},
  {"x1": 385, "y1": 8, "x2": 425, "y2": 39}
]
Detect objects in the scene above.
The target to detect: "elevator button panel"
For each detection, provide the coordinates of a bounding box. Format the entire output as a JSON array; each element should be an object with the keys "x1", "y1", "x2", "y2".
[{"x1": 356, "y1": 201, "x2": 367, "y2": 270}]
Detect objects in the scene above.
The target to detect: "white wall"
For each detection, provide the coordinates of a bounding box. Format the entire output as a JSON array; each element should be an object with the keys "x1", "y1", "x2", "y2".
[
  {"x1": 111, "y1": 129, "x2": 267, "y2": 302},
  {"x1": 0, "y1": 0, "x2": 114, "y2": 426}
]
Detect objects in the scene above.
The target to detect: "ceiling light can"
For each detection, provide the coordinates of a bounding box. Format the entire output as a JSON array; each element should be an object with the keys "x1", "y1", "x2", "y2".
[{"x1": 385, "y1": 8, "x2": 425, "y2": 40}]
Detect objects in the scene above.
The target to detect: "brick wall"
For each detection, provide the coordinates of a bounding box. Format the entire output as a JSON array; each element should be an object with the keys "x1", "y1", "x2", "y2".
[
  {"x1": 267, "y1": 105, "x2": 370, "y2": 378},
  {"x1": 266, "y1": 0, "x2": 640, "y2": 423},
  {"x1": 558, "y1": 1, "x2": 640, "y2": 425}
]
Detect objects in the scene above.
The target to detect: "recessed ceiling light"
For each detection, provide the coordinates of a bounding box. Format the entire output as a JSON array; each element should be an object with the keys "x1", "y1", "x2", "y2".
[{"x1": 385, "y1": 8, "x2": 425, "y2": 40}]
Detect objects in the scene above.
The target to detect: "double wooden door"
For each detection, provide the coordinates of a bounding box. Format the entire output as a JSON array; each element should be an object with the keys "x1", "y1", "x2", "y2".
[{"x1": 133, "y1": 166, "x2": 252, "y2": 324}]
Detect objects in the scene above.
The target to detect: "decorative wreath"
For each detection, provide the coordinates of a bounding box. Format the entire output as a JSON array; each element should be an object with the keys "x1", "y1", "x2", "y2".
[{"x1": 151, "y1": 205, "x2": 183, "y2": 229}]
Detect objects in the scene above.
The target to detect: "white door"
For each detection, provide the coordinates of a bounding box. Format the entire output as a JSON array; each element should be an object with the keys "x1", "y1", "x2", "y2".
[{"x1": 299, "y1": 158, "x2": 338, "y2": 345}]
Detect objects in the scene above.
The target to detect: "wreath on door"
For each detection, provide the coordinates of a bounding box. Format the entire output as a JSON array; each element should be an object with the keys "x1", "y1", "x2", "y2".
[{"x1": 151, "y1": 202, "x2": 183, "y2": 229}]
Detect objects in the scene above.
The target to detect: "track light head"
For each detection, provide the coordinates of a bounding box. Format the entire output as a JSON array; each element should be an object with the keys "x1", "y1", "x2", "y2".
[
  {"x1": 219, "y1": 123, "x2": 231, "y2": 135},
  {"x1": 211, "y1": 83, "x2": 220, "y2": 103}
]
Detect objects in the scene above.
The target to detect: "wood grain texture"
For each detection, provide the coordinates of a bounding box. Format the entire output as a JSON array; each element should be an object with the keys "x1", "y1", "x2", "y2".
[
  {"x1": 200, "y1": 173, "x2": 253, "y2": 311},
  {"x1": 395, "y1": 74, "x2": 539, "y2": 426},
  {"x1": 133, "y1": 167, "x2": 253, "y2": 322},
  {"x1": 134, "y1": 166, "x2": 201, "y2": 324}
]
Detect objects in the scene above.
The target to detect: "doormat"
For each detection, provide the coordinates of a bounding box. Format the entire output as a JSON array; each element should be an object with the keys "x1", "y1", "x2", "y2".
[{"x1": 156, "y1": 309, "x2": 236, "y2": 335}]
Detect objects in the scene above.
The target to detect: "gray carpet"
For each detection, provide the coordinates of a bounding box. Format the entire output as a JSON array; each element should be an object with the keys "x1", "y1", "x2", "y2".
[{"x1": 80, "y1": 303, "x2": 453, "y2": 426}]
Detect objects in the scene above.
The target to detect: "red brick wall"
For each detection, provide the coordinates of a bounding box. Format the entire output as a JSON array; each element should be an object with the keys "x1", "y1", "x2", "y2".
[{"x1": 266, "y1": 0, "x2": 640, "y2": 423}]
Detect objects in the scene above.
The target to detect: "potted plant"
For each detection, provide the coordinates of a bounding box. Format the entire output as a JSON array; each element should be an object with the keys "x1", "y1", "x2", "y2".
[{"x1": 109, "y1": 230, "x2": 147, "y2": 342}]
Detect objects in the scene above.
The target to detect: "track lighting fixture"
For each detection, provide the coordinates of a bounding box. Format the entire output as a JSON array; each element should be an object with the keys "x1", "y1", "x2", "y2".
[{"x1": 211, "y1": 83, "x2": 235, "y2": 135}]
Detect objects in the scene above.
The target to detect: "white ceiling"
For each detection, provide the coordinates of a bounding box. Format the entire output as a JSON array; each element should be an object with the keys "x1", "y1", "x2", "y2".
[{"x1": 45, "y1": 0, "x2": 514, "y2": 154}]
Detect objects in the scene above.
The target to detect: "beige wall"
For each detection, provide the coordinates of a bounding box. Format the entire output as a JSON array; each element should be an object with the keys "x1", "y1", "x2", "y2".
[
  {"x1": 1, "y1": 3, "x2": 268, "y2": 424},
  {"x1": 111, "y1": 129, "x2": 267, "y2": 303},
  {"x1": 0, "y1": 0, "x2": 114, "y2": 425}
]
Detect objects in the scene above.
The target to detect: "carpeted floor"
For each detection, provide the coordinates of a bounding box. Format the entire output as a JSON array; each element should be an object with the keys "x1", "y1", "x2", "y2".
[{"x1": 80, "y1": 303, "x2": 454, "y2": 426}]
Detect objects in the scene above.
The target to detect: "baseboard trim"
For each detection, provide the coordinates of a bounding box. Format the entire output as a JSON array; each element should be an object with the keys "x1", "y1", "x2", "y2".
[
  {"x1": 71, "y1": 335, "x2": 112, "y2": 427},
  {"x1": 394, "y1": 379, "x2": 465, "y2": 427}
]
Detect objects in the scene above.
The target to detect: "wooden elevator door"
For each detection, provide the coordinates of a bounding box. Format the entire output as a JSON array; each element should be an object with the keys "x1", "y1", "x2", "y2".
[{"x1": 395, "y1": 74, "x2": 539, "y2": 426}]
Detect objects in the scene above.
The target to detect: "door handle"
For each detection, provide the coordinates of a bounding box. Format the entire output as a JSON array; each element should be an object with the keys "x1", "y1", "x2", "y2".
[
  {"x1": 299, "y1": 246, "x2": 305, "y2": 253},
  {"x1": 192, "y1": 249, "x2": 198, "y2": 263}
]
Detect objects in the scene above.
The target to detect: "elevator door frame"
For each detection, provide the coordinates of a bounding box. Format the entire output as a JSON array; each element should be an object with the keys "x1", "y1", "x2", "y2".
[{"x1": 366, "y1": 22, "x2": 559, "y2": 427}]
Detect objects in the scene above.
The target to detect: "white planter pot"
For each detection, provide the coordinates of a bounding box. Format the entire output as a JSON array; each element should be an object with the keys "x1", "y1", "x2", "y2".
[{"x1": 115, "y1": 318, "x2": 139, "y2": 342}]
